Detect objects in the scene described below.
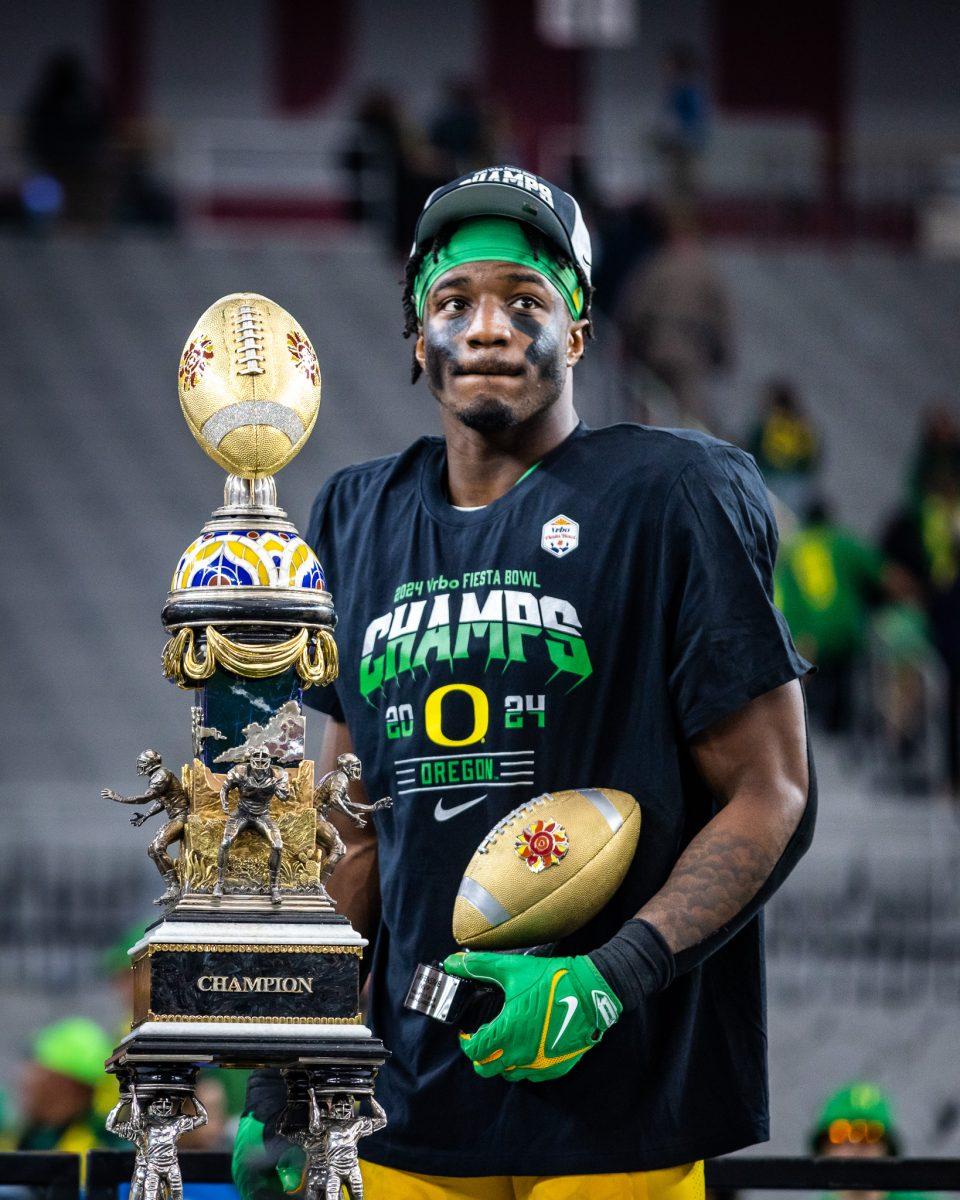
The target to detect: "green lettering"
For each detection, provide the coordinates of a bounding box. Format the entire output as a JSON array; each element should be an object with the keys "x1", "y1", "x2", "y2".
[
  {"x1": 545, "y1": 631, "x2": 594, "y2": 688},
  {"x1": 412, "y1": 624, "x2": 453, "y2": 672},
  {"x1": 359, "y1": 653, "x2": 384, "y2": 698},
  {"x1": 453, "y1": 622, "x2": 506, "y2": 665},
  {"x1": 383, "y1": 634, "x2": 416, "y2": 683},
  {"x1": 506, "y1": 623, "x2": 542, "y2": 664}
]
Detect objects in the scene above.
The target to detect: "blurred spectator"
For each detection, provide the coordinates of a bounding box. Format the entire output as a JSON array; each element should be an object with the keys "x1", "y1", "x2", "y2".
[
  {"x1": 776, "y1": 500, "x2": 884, "y2": 734},
  {"x1": 4, "y1": 1018, "x2": 114, "y2": 1153},
  {"x1": 871, "y1": 601, "x2": 935, "y2": 789},
  {"x1": 22, "y1": 51, "x2": 112, "y2": 226},
  {"x1": 428, "y1": 80, "x2": 496, "y2": 176},
  {"x1": 883, "y1": 460, "x2": 960, "y2": 795},
  {"x1": 114, "y1": 145, "x2": 178, "y2": 231},
  {"x1": 810, "y1": 1083, "x2": 931, "y2": 1200},
  {"x1": 617, "y1": 207, "x2": 732, "y2": 426},
  {"x1": 591, "y1": 198, "x2": 667, "y2": 319},
  {"x1": 907, "y1": 404, "x2": 960, "y2": 508},
  {"x1": 343, "y1": 90, "x2": 415, "y2": 252},
  {"x1": 747, "y1": 379, "x2": 821, "y2": 515},
  {"x1": 651, "y1": 44, "x2": 710, "y2": 202}
]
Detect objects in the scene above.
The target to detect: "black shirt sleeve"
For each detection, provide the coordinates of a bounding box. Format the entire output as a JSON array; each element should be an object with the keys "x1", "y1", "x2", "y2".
[
  {"x1": 303, "y1": 479, "x2": 345, "y2": 722},
  {"x1": 660, "y1": 445, "x2": 810, "y2": 739}
]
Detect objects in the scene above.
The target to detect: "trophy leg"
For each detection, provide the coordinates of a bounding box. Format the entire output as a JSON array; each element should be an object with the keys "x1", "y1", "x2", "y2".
[
  {"x1": 278, "y1": 1069, "x2": 386, "y2": 1200},
  {"x1": 105, "y1": 1065, "x2": 206, "y2": 1200}
]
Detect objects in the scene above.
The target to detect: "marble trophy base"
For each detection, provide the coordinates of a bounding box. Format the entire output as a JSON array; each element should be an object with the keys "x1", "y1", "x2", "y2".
[{"x1": 109, "y1": 904, "x2": 387, "y2": 1080}]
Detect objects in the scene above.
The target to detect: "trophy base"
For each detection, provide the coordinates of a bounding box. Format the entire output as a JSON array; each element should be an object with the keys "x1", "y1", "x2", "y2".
[
  {"x1": 127, "y1": 909, "x2": 369, "y2": 1047},
  {"x1": 110, "y1": 1029, "x2": 388, "y2": 1077}
]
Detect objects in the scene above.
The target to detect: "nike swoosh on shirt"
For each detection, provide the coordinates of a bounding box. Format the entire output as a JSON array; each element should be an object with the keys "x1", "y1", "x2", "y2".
[
  {"x1": 433, "y1": 794, "x2": 487, "y2": 822},
  {"x1": 551, "y1": 995, "x2": 579, "y2": 1049}
]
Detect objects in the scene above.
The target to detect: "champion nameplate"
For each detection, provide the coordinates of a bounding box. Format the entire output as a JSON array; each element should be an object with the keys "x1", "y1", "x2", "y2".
[
  {"x1": 197, "y1": 974, "x2": 314, "y2": 994},
  {"x1": 133, "y1": 945, "x2": 360, "y2": 1025}
]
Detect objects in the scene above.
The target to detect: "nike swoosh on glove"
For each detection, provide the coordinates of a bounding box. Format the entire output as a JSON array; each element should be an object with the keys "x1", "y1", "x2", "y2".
[{"x1": 442, "y1": 950, "x2": 622, "y2": 1083}]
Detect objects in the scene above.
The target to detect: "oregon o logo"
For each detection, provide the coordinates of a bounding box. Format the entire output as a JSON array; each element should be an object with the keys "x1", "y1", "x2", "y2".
[{"x1": 424, "y1": 684, "x2": 489, "y2": 747}]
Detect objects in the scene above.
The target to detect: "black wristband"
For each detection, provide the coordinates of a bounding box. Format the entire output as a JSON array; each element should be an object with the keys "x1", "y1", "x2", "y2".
[{"x1": 588, "y1": 919, "x2": 675, "y2": 1013}]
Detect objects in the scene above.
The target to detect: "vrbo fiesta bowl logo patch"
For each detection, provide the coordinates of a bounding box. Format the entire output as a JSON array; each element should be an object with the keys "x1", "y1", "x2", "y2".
[{"x1": 541, "y1": 514, "x2": 579, "y2": 558}]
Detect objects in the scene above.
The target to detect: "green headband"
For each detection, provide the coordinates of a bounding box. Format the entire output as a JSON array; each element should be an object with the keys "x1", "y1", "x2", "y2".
[{"x1": 413, "y1": 217, "x2": 584, "y2": 321}]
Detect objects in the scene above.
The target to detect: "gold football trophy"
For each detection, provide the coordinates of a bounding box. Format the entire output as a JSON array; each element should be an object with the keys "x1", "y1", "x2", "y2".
[{"x1": 102, "y1": 295, "x2": 388, "y2": 1200}]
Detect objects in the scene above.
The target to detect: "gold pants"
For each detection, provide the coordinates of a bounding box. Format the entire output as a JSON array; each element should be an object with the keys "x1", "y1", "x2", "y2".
[{"x1": 359, "y1": 1157, "x2": 705, "y2": 1200}]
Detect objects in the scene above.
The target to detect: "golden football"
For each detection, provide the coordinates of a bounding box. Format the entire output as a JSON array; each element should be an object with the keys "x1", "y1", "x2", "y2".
[
  {"x1": 177, "y1": 292, "x2": 321, "y2": 479},
  {"x1": 452, "y1": 788, "x2": 640, "y2": 950}
]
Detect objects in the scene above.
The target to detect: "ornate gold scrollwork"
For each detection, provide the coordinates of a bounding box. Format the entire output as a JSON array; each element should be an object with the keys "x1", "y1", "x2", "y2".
[{"x1": 162, "y1": 626, "x2": 338, "y2": 688}]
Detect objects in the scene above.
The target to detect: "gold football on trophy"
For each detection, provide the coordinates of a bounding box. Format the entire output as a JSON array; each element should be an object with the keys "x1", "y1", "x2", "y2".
[{"x1": 178, "y1": 293, "x2": 321, "y2": 478}]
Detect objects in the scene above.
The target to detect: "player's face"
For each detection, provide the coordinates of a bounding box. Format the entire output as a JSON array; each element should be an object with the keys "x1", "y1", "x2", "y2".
[{"x1": 416, "y1": 260, "x2": 586, "y2": 434}]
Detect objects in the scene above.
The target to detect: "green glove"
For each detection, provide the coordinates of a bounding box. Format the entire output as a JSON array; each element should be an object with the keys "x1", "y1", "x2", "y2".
[
  {"x1": 443, "y1": 951, "x2": 622, "y2": 1083},
  {"x1": 232, "y1": 1113, "x2": 304, "y2": 1200}
]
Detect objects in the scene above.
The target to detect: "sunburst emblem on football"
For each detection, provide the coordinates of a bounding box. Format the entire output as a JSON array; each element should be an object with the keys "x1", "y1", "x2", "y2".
[
  {"x1": 515, "y1": 819, "x2": 569, "y2": 873},
  {"x1": 177, "y1": 292, "x2": 322, "y2": 479},
  {"x1": 453, "y1": 788, "x2": 640, "y2": 950}
]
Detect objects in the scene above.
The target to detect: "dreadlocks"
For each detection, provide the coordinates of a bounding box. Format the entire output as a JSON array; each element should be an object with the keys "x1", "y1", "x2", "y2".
[{"x1": 400, "y1": 224, "x2": 595, "y2": 385}]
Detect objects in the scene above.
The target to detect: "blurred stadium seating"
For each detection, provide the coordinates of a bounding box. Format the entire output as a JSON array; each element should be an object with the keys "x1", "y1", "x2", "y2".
[{"x1": 2, "y1": 232, "x2": 960, "y2": 1157}]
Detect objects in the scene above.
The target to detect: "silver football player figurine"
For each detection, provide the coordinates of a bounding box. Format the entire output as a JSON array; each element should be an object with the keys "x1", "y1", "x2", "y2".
[
  {"x1": 215, "y1": 745, "x2": 290, "y2": 903},
  {"x1": 313, "y1": 753, "x2": 392, "y2": 884},
  {"x1": 106, "y1": 1086, "x2": 207, "y2": 1200},
  {"x1": 282, "y1": 1088, "x2": 386, "y2": 1200},
  {"x1": 102, "y1": 750, "x2": 188, "y2": 904}
]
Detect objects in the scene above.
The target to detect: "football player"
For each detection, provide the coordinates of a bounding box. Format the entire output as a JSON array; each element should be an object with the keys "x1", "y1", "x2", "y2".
[{"x1": 233, "y1": 167, "x2": 815, "y2": 1199}]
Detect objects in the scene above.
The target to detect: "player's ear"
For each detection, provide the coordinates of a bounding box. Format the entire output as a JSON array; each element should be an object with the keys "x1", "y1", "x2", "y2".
[
  {"x1": 415, "y1": 329, "x2": 426, "y2": 372},
  {"x1": 566, "y1": 318, "x2": 588, "y2": 367}
]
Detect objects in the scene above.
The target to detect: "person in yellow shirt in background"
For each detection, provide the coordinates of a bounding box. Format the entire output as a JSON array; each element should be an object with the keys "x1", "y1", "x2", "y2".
[
  {"x1": 4, "y1": 1018, "x2": 114, "y2": 1154},
  {"x1": 748, "y1": 379, "x2": 821, "y2": 517},
  {"x1": 776, "y1": 500, "x2": 885, "y2": 734}
]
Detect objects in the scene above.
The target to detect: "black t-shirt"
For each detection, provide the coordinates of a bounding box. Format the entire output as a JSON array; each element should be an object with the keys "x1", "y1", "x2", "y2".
[{"x1": 304, "y1": 422, "x2": 808, "y2": 1175}]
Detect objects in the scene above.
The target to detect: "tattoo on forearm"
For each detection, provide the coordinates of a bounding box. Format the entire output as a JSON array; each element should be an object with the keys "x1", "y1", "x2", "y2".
[{"x1": 637, "y1": 817, "x2": 792, "y2": 954}]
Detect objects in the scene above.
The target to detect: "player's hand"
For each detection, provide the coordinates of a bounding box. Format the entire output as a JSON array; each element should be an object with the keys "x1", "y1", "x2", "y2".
[
  {"x1": 130, "y1": 812, "x2": 146, "y2": 826},
  {"x1": 102, "y1": 788, "x2": 120, "y2": 803},
  {"x1": 232, "y1": 1111, "x2": 303, "y2": 1200},
  {"x1": 443, "y1": 951, "x2": 622, "y2": 1083},
  {"x1": 374, "y1": 796, "x2": 393, "y2": 810}
]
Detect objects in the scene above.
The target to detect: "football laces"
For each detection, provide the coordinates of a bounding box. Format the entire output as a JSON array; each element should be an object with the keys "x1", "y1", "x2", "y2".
[
  {"x1": 476, "y1": 793, "x2": 550, "y2": 854},
  {"x1": 232, "y1": 301, "x2": 266, "y2": 376}
]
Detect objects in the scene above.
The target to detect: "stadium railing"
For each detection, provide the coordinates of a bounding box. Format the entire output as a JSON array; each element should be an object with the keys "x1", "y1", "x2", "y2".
[{"x1": 1, "y1": 1151, "x2": 959, "y2": 1200}]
